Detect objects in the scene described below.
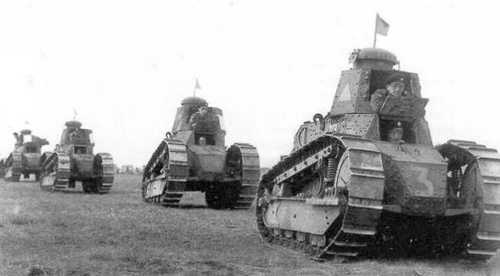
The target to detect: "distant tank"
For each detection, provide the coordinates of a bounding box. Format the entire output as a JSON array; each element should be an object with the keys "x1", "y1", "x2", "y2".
[
  {"x1": 141, "y1": 96, "x2": 260, "y2": 209},
  {"x1": 2, "y1": 129, "x2": 49, "y2": 181},
  {"x1": 39, "y1": 121, "x2": 114, "y2": 193},
  {"x1": 0, "y1": 159, "x2": 4, "y2": 178},
  {"x1": 256, "y1": 48, "x2": 500, "y2": 261}
]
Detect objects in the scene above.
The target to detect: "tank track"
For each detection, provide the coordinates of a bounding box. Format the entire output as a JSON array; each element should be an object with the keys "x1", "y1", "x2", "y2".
[
  {"x1": 447, "y1": 140, "x2": 500, "y2": 260},
  {"x1": 0, "y1": 159, "x2": 5, "y2": 178},
  {"x1": 256, "y1": 136, "x2": 384, "y2": 260},
  {"x1": 94, "y1": 153, "x2": 114, "y2": 194},
  {"x1": 142, "y1": 139, "x2": 189, "y2": 207},
  {"x1": 39, "y1": 152, "x2": 71, "y2": 192},
  {"x1": 4, "y1": 153, "x2": 23, "y2": 181},
  {"x1": 230, "y1": 143, "x2": 260, "y2": 209}
]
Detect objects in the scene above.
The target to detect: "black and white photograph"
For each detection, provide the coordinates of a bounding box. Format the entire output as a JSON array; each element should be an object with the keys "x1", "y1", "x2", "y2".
[{"x1": 1, "y1": 0, "x2": 499, "y2": 275}]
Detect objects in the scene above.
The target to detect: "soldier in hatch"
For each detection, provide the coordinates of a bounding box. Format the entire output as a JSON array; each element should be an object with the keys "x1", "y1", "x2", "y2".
[
  {"x1": 189, "y1": 105, "x2": 209, "y2": 128},
  {"x1": 13, "y1": 132, "x2": 22, "y2": 146},
  {"x1": 388, "y1": 121, "x2": 405, "y2": 143},
  {"x1": 370, "y1": 74, "x2": 409, "y2": 112}
]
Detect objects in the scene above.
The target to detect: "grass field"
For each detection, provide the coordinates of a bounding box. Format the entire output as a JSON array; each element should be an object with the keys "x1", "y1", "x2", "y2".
[{"x1": 1, "y1": 175, "x2": 499, "y2": 275}]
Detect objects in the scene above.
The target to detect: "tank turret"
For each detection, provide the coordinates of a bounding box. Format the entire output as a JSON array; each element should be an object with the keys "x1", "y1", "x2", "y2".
[
  {"x1": 256, "y1": 47, "x2": 500, "y2": 261},
  {"x1": 20, "y1": 129, "x2": 32, "y2": 135},
  {"x1": 293, "y1": 48, "x2": 429, "y2": 151},
  {"x1": 349, "y1": 48, "x2": 398, "y2": 70},
  {"x1": 181, "y1": 96, "x2": 208, "y2": 107},
  {"x1": 65, "y1": 120, "x2": 83, "y2": 129},
  {"x1": 59, "y1": 120, "x2": 93, "y2": 146},
  {"x1": 171, "y1": 96, "x2": 225, "y2": 145}
]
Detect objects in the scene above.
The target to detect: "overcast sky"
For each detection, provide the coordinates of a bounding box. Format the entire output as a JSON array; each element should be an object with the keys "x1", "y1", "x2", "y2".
[{"x1": 1, "y1": 0, "x2": 499, "y2": 168}]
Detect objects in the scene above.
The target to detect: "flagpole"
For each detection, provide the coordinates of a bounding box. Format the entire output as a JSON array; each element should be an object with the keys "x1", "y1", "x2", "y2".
[
  {"x1": 193, "y1": 79, "x2": 197, "y2": 97},
  {"x1": 373, "y1": 14, "x2": 377, "y2": 48},
  {"x1": 193, "y1": 78, "x2": 201, "y2": 97}
]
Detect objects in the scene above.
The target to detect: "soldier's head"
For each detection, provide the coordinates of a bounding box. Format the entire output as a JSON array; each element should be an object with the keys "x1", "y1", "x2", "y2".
[
  {"x1": 199, "y1": 136, "x2": 207, "y2": 145},
  {"x1": 388, "y1": 121, "x2": 404, "y2": 142},
  {"x1": 199, "y1": 105, "x2": 208, "y2": 116},
  {"x1": 385, "y1": 75, "x2": 406, "y2": 97}
]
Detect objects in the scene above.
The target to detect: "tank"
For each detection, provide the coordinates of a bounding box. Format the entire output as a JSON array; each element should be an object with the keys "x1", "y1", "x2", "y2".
[
  {"x1": 141, "y1": 96, "x2": 260, "y2": 209},
  {"x1": 39, "y1": 120, "x2": 114, "y2": 193},
  {"x1": 255, "y1": 48, "x2": 500, "y2": 261},
  {"x1": 2, "y1": 129, "x2": 49, "y2": 181},
  {"x1": 0, "y1": 159, "x2": 4, "y2": 178}
]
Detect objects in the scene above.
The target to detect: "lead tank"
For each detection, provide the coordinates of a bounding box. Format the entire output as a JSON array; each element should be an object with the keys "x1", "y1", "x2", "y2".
[
  {"x1": 2, "y1": 129, "x2": 49, "y2": 181},
  {"x1": 39, "y1": 121, "x2": 114, "y2": 193},
  {"x1": 141, "y1": 96, "x2": 260, "y2": 209},
  {"x1": 256, "y1": 48, "x2": 500, "y2": 260}
]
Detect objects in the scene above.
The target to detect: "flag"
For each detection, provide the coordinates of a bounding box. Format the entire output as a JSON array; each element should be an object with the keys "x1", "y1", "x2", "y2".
[
  {"x1": 193, "y1": 78, "x2": 201, "y2": 97},
  {"x1": 375, "y1": 13, "x2": 389, "y2": 36},
  {"x1": 194, "y1": 78, "x2": 201, "y2": 90}
]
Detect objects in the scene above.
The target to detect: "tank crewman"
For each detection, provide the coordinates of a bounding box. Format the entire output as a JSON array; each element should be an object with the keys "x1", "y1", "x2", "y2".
[
  {"x1": 199, "y1": 136, "x2": 207, "y2": 146},
  {"x1": 189, "y1": 105, "x2": 209, "y2": 128},
  {"x1": 388, "y1": 121, "x2": 404, "y2": 143},
  {"x1": 13, "y1": 132, "x2": 22, "y2": 147},
  {"x1": 370, "y1": 74, "x2": 409, "y2": 112},
  {"x1": 69, "y1": 129, "x2": 79, "y2": 141}
]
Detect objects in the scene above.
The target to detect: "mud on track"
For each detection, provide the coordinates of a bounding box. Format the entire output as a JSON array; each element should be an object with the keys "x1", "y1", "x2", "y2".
[{"x1": 0, "y1": 175, "x2": 499, "y2": 275}]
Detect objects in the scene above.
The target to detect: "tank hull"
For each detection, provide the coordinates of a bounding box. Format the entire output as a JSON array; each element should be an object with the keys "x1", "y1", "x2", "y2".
[
  {"x1": 39, "y1": 152, "x2": 114, "y2": 193},
  {"x1": 142, "y1": 139, "x2": 260, "y2": 209},
  {"x1": 3, "y1": 152, "x2": 43, "y2": 181},
  {"x1": 256, "y1": 136, "x2": 500, "y2": 260}
]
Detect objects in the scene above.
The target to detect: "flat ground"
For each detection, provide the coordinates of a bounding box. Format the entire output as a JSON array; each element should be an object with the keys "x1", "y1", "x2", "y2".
[{"x1": 1, "y1": 175, "x2": 499, "y2": 276}]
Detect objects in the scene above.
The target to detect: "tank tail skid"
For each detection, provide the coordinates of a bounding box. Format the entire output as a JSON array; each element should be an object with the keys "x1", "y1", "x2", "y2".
[
  {"x1": 256, "y1": 136, "x2": 384, "y2": 260},
  {"x1": 448, "y1": 140, "x2": 500, "y2": 260}
]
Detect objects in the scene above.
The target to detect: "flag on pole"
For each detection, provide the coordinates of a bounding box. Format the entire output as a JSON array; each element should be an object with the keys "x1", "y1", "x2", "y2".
[
  {"x1": 195, "y1": 78, "x2": 201, "y2": 90},
  {"x1": 375, "y1": 13, "x2": 389, "y2": 36},
  {"x1": 193, "y1": 78, "x2": 201, "y2": 96}
]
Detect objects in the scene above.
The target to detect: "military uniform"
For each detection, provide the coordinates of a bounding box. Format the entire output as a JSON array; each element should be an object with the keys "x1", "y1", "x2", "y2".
[
  {"x1": 388, "y1": 122, "x2": 404, "y2": 143},
  {"x1": 370, "y1": 88, "x2": 388, "y2": 112},
  {"x1": 370, "y1": 73, "x2": 408, "y2": 112},
  {"x1": 189, "y1": 106, "x2": 208, "y2": 128}
]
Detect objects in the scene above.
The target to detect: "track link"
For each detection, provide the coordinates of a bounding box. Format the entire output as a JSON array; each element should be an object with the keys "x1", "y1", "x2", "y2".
[
  {"x1": 39, "y1": 152, "x2": 71, "y2": 192},
  {"x1": 95, "y1": 152, "x2": 114, "y2": 194},
  {"x1": 228, "y1": 143, "x2": 260, "y2": 209},
  {"x1": 142, "y1": 139, "x2": 189, "y2": 207},
  {"x1": 4, "y1": 153, "x2": 22, "y2": 181}
]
